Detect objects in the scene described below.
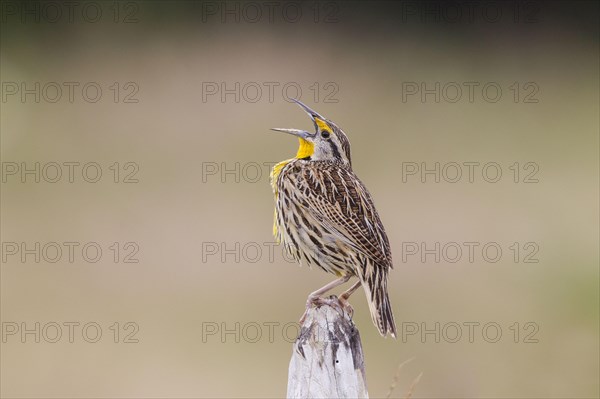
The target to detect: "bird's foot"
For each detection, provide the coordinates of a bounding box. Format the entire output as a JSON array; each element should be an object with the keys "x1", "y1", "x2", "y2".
[{"x1": 299, "y1": 295, "x2": 341, "y2": 324}]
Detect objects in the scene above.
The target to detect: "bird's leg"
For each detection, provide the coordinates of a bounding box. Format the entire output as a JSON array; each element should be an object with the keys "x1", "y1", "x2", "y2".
[
  {"x1": 338, "y1": 280, "x2": 362, "y2": 317},
  {"x1": 299, "y1": 275, "x2": 351, "y2": 324}
]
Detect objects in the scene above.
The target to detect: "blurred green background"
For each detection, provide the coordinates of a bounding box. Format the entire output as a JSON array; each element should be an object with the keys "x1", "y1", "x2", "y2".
[{"x1": 1, "y1": 1, "x2": 598, "y2": 398}]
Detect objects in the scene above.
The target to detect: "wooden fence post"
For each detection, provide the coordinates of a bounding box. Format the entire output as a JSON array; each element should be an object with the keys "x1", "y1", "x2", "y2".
[{"x1": 287, "y1": 300, "x2": 369, "y2": 398}]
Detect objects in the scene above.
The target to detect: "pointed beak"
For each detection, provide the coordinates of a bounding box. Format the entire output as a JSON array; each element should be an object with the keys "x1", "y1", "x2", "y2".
[
  {"x1": 270, "y1": 99, "x2": 328, "y2": 139},
  {"x1": 270, "y1": 127, "x2": 312, "y2": 139},
  {"x1": 290, "y1": 98, "x2": 326, "y2": 124}
]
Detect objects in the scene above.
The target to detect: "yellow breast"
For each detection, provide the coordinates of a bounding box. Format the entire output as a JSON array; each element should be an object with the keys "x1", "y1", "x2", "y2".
[
  {"x1": 270, "y1": 159, "x2": 293, "y2": 239},
  {"x1": 270, "y1": 159, "x2": 292, "y2": 193}
]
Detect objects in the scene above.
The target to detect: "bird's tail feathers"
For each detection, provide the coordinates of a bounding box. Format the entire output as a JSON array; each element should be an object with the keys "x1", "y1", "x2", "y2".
[{"x1": 361, "y1": 273, "x2": 397, "y2": 338}]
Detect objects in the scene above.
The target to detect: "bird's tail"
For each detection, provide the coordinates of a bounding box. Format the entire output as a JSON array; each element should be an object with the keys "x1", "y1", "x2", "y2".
[{"x1": 361, "y1": 272, "x2": 397, "y2": 338}]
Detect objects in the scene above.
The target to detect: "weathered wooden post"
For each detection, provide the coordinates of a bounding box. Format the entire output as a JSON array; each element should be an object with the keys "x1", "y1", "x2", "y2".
[{"x1": 287, "y1": 299, "x2": 369, "y2": 398}]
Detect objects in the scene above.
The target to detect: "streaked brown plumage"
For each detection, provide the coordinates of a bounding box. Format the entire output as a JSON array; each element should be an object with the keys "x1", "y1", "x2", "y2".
[{"x1": 269, "y1": 100, "x2": 396, "y2": 338}]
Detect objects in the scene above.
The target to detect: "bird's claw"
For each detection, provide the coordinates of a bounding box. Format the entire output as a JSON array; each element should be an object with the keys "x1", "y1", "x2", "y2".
[
  {"x1": 339, "y1": 295, "x2": 354, "y2": 318},
  {"x1": 299, "y1": 294, "x2": 354, "y2": 324}
]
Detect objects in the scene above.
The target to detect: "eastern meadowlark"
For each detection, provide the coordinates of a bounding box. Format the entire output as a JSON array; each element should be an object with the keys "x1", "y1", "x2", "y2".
[{"x1": 270, "y1": 100, "x2": 396, "y2": 338}]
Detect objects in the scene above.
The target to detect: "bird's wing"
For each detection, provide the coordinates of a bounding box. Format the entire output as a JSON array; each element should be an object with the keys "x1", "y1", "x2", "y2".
[{"x1": 296, "y1": 163, "x2": 393, "y2": 269}]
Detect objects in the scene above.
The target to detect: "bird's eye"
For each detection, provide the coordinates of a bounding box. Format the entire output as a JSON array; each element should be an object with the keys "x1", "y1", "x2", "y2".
[{"x1": 321, "y1": 130, "x2": 330, "y2": 139}]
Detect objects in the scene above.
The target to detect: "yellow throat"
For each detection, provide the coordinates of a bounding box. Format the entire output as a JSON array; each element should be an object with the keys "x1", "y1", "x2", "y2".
[
  {"x1": 295, "y1": 137, "x2": 314, "y2": 159},
  {"x1": 270, "y1": 137, "x2": 315, "y2": 192}
]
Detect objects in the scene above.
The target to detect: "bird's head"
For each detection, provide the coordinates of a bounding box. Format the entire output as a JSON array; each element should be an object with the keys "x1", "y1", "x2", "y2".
[{"x1": 271, "y1": 99, "x2": 352, "y2": 169}]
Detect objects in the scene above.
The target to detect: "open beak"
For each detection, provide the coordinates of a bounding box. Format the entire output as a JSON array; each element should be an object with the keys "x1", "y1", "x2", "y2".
[{"x1": 270, "y1": 99, "x2": 328, "y2": 139}]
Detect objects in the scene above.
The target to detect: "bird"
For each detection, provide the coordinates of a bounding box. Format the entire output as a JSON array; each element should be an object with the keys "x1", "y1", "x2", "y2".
[{"x1": 269, "y1": 99, "x2": 396, "y2": 338}]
